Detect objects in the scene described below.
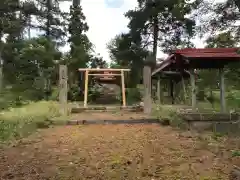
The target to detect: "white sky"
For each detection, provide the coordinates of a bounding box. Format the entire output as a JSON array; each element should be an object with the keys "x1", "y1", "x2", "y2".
[
  {"x1": 59, "y1": 0, "x2": 140, "y2": 61},
  {"x1": 58, "y1": 0, "x2": 225, "y2": 62}
]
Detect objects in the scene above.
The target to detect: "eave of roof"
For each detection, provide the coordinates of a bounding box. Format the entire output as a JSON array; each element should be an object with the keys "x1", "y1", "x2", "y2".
[
  {"x1": 152, "y1": 54, "x2": 174, "y2": 76},
  {"x1": 151, "y1": 48, "x2": 240, "y2": 77},
  {"x1": 175, "y1": 48, "x2": 240, "y2": 59},
  {"x1": 181, "y1": 53, "x2": 240, "y2": 58},
  {"x1": 175, "y1": 48, "x2": 239, "y2": 54}
]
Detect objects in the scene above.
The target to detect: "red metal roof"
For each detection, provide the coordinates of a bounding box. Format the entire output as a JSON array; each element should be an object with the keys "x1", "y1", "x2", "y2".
[
  {"x1": 181, "y1": 53, "x2": 240, "y2": 58},
  {"x1": 175, "y1": 48, "x2": 239, "y2": 54},
  {"x1": 152, "y1": 48, "x2": 240, "y2": 75},
  {"x1": 175, "y1": 48, "x2": 240, "y2": 59}
]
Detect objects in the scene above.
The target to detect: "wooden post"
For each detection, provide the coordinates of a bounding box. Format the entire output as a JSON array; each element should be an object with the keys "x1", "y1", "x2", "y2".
[
  {"x1": 143, "y1": 65, "x2": 152, "y2": 114},
  {"x1": 0, "y1": 52, "x2": 3, "y2": 92},
  {"x1": 170, "y1": 79, "x2": 174, "y2": 104},
  {"x1": 190, "y1": 69, "x2": 196, "y2": 110},
  {"x1": 181, "y1": 75, "x2": 186, "y2": 103},
  {"x1": 59, "y1": 65, "x2": 68, "y2": 115},
  {"x1": 121, "y1": 70, "x2": 126, "y2": 107},
  {"x1": 83, "y1": 70, "x2": 89, "y2": 108},
  {"x1": 157, "y1": 76, "x2": 161, "y2": 104},
  {"x1": 219, "y1": 68, "x2": 226, "y2": 113},
  {"x1": 0, "y1": 65, "x2": 2, "y2": 93}
]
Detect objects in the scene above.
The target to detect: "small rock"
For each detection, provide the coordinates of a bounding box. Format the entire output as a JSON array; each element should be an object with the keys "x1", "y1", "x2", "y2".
[{"x1": 3, "y1": 172, "x2": 14, "y2": 179}]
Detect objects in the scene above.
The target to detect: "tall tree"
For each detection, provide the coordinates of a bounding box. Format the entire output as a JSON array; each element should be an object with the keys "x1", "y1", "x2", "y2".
[
  {"x1": 206, "y1": 32, "x2": 237, "y2": 48},
  {"x1": 67, "y1": 0, "x2": 94, "y2": 97},
  {"x1": 0, "y1": 0, "x2": 68, "y2": 100},
  {"x1": 68, "y1": 0, "x2": 91, "y2": 69},
  {"x1": 107, "y1": 33, "x2": 148, "y2": 87},
  {"x1": 90, "y1": 55, "x2": 108, "y2": 68},
  {"x1": 196, "y1": 0, "x2": 240, "y2": 41},
  {"x1": 125, "y1": 0, "x2": 198, "y2": 58}
]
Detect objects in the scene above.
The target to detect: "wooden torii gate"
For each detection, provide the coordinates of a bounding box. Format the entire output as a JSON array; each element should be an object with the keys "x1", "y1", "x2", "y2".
[{"x1": 78, "y1": 68, "x2": 130, "y2": 108}]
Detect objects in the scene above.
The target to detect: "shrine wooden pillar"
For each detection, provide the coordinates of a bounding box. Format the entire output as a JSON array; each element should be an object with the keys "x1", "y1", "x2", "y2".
[
  {"x1": 170, "y1": 79, "x2": 174, "y2": 104},
  {"x1": 181, "y1": 75, "x2": 186, "y2": 103},
  {"x1": 0, "y1": 63, "x2": 2, "y2": 93},
  {"x1": 219, "y1": 68, "x2": 226, "y2": 113},
  {"x1": 157, "y1": 75, "x2": 161, "y2": 104}
]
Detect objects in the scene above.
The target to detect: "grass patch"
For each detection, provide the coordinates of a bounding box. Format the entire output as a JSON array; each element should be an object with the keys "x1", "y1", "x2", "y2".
[
  {"x1": 231, "y1": 150, "x2": 240, "y2": 157},
  {"x1": 0, "y1": 90, "x2": 29, "y2": 110},
  {"x1": 0, "y1": 101, "x2": 63, "y2": 142}
]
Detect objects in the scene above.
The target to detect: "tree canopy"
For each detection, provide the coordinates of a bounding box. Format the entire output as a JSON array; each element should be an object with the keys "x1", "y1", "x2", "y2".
[
  {"x1": 0, "y1": 0, "x2": 240, "y2": 108},
  {"x1": 0, "y1": 0, "x2": 107, "y2": 105}
]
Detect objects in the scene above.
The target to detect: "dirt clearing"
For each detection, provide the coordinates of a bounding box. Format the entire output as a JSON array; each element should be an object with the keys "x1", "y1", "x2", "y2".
[{"x1": 0, "y1": 123, "x2": 239, "y2": 180}]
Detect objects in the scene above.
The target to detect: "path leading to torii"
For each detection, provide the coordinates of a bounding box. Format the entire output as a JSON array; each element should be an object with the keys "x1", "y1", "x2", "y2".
[{"x1": 0, "y1": 118, "x2": 239, "y2": 179}]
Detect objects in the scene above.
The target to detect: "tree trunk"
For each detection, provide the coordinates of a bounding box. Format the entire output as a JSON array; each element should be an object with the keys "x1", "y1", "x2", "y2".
[
  {"x1": 234, "y1": 0, "x2": 240, "y2": 11},
  {"x1": 73, "y1": 0, "x2": 80, "y2": 7},
  {"x1": 46, "y1": 0, "x2": 52, "y2": 39},
  {"x1": 0, "y1": 50, "x2": 3, "y2": 92},
  {"x1": 152, "y1": 15, "x2": 158, "y2": 62}
]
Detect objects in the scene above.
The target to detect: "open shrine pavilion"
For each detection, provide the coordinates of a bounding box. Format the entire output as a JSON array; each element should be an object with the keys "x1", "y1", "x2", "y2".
[{"x1": 151, "y1": 48, "x2": 240, "y2": 112}]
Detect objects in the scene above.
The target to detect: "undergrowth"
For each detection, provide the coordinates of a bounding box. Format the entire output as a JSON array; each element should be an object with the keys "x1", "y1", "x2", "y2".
[
  {"x1": 152, "y1": 104, "x2": 186, "y2": 128},
  {"x1": 0, "y1": 101, "x2": 63, "y2": 142}
]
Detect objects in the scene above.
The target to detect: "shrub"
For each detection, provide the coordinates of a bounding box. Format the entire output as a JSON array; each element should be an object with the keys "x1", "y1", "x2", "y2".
[
  {"x1": 152, "y1": 105, "x2": 186, "y2": 128},
  {"x1": 0, "y1": 90, "x2": 28, "y2": 110},
  {"x1": 49, "y1": 87, "x2": 59, "y2": 101},
  {"x1": 88, "y1": 85, "x2": 102, "y2": 102},
  {"x1": 197, "y1": 90, "x2": 205, "y2": 101},
  {"x1": 126, "y1": 88, "x2": 142, "y2": 104},
  {"x1": 68, "y1": 84, "x2": 82, "y2": 101},
  {"x1": 227, "y1": 91, "x2": 240, "y2": 109}
]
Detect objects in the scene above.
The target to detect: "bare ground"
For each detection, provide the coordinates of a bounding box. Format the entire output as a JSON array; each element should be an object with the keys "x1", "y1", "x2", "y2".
[{"x1": 0, "y1": 112, "x2": 240, "y2": 180}]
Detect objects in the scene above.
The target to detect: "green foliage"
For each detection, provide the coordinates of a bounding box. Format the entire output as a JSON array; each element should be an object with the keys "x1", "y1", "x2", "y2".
[
  {"x1": 107, "y1": 33, "x2": 148, "y2": 87},
  {"x1": 88, "y1": 85, "x2": 102, "y2": 102},
  {"x1": 68, "y1": 3, "x2": 91, "y2": 70},
  {"x1": 204, "y1": 32, "x2": 240, "y2": 89},
  {"x1": 211, "y1": 131, "x2": 225, "y2": 141},
  {"x1": 49, "y1": 87, "x2": 59, "y2": 101},
  {"x1": 125, "y1": 0, "x2": 198, "y2": 54},
  {"x1": 206, "y1": 32, "x2": 237, "y2": 48},
  {"x1": 197, "y1": 0, "x2": 240, "y2": 43},
  {"x1": 197, "y1": 90, "x2": 205, "y2": 101},
  {"x1": 226, "y1": 91, "x2": 240, "y2": 109},
  {"x1": 67, "y1": 2, "x2": 107, "y2": 100},
  {"x1": 0, "y1": 101, "x2": 61, "y2": 142},
  {"x1": 68, "y1": 84, "x2": 81, "y2": 101},
  {"x1": 231, "y1": 150, "x2": 240, "y2": 157},
  {"x1": 90, "y1": 56, "x2": 108, "y2": 68},
  {"x1": 2, "y1": 36, "x2": 61, "y2": 101},
  {"x1": 203, "y1": 31, "x2": 240, "y2": 92},
  {"x1": 0, "y1": 90, "x2": 28, "y2": 110},
  {"x1": 152, "y1": 105, "x2": 185, "y2": 128},
  {"x1": 126, "y1": 88, "x2": 142, "y2": 104},
  {"x1": 107, "y1": 0, "x2": 199, "y2": 88}
]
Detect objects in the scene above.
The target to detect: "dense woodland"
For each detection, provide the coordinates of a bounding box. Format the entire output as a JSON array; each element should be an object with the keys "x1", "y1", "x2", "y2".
[{"x1": 0, "y1": 0, "x2": 240, "y2": 110}]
